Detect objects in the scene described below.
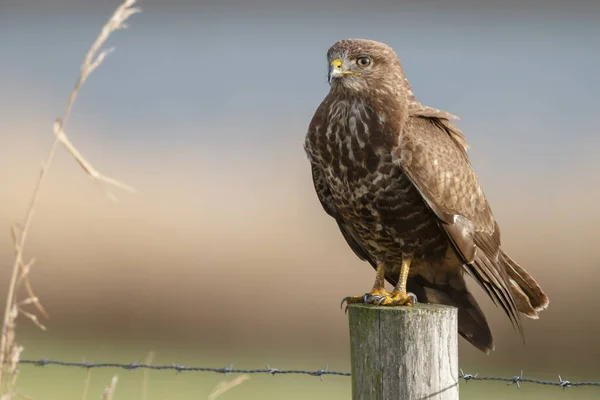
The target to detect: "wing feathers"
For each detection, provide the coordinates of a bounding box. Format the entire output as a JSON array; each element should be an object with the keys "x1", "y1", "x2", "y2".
[
  {"x1": 408, "y1": 104, "x2": 471, "y2": 152},
  {"x1": 400, "y1": 111, "x2": 526, "y2": 339}
]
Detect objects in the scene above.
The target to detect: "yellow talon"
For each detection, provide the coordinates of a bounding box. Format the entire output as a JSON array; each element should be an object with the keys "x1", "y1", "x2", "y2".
[
  {"x1": 373, "y1": 290, "x2": 417, "y2": 306},
  {"x1": 340, "y1": 258, "x2": 417, "y2": 312}
]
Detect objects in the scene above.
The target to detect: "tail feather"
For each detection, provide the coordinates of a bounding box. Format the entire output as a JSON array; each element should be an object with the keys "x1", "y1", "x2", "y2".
[
  {"x1": 407, "y1": 274, "x2": 494, "y2": 354},
  {"x1": 500, "y1": 251, "x2": 549, "y2": 319},
  {"x1": 386, "y1": 251, "x2": 548, "y2": 354}
]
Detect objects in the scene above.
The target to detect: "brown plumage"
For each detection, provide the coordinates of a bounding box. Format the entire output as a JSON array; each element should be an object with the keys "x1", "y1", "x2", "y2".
[{"x1": 304, "y1": 38, "x2": 549, "y2": 353}]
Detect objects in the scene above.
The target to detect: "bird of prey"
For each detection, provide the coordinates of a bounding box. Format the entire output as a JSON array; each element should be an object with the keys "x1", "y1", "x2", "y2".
[{"x1": 304, "y1": 39, "x2": 549, "y2": 353}]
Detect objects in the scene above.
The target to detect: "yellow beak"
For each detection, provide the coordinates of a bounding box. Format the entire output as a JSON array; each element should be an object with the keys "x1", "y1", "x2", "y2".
[
  {"x1": 329, "y1": 58, "x2": 361, "y2": 84},
  {"x1": 331, "y1": 58, "x2": 343, "y2": 70}
]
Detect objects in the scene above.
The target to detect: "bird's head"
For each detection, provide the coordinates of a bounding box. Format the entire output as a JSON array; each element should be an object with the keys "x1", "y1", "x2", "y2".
[{"x1": 326, "y1": 39, "x2": 408, "y2": 96}]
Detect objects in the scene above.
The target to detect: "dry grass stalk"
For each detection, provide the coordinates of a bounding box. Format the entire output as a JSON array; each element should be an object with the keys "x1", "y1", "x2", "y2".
[
  {"x1": 101, "y1": 376, "x2": 119, "y2": 400},
  {"x1": 142, "y1": 351, "x2": 155, "y2": 400},
  {"x1": 81, "y1": 368, "x2": 92, "y2": 400},
  {"x1": 208, "y1": 375, "x2": 250, "y2": 400},
  {"x1": 10, "y1": 226, "x2": 46, "y2": 321},
  {"x1": 0, "y1": 0, "x2": 140, "y2": 396}
]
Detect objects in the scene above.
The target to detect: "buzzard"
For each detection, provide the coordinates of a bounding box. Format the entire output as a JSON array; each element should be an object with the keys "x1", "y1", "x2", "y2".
[{"x1": 304, "y1": 39, "x2": 549, "y2": 353}]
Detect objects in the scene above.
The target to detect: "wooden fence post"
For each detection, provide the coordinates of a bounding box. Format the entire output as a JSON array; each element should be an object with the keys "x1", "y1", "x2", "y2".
[{"x1": 348, "y1": 304, "x2": 458, "y2": 400}]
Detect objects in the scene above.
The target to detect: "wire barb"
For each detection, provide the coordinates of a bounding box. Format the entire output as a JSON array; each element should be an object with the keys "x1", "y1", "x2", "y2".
[
  {"x1": 126, "y1": 362, "x2": 140, "y2": 370},
  {"x1": 222, "y1": 364, "x2": 234, "y2": 375},
  {"x1": 559, "y1": 375, "x2": 572, "y2": 390},
  {"x1": 509, "y1": 369, "x2": 524, "y2": 388},
  {"x1": 266, "y1": 364, "x2": 279, "y2": 376},
  {"x1": 459, "y1": 368, "x2": 478, "y2": 382},
  {"x1": 172, "y1": 364, "x2": 186, "y2": 374}
]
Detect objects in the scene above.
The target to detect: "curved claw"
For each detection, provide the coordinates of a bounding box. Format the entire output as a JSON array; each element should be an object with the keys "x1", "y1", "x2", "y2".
[
  {"x1": 407, "y1": 292, "x2": 418, "y2": 304},
  {"x1": 340, "y1": 297, "x2": 351, "y2": 310},
  {"x1": 371, "y1": 296, "x2": 385, "y2": 306},
  {"x1": 372, "y1": 291, "x2": 418, "y2": 306},
  {"x1": 341, "y1": 292, "x2": 378, "y2": 314},
  {"x1": 362, "y1": 293, "x2": 382, "y2": 304}
]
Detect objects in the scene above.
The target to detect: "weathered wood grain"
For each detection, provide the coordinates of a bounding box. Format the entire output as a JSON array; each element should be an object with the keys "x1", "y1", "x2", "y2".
[{"x1": 348, "y1": 304, "x2": 458, "y2": 400}]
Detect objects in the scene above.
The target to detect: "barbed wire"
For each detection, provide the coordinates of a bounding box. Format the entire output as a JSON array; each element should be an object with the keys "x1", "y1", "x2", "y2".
[
  {"x1": 17, "y1": 359, "x2": 348, "y2": 381},
  {"x1": 15, "y1": 359, "x2": 600, "y2": 389},
  {"x1": 459, "y1": 369, "x2": 600, "y2": 389}
]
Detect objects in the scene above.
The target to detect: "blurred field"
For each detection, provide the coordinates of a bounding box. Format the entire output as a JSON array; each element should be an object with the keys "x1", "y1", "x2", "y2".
[{"x1": 1, "y1": 0, "x2": 600, "y2": 399}]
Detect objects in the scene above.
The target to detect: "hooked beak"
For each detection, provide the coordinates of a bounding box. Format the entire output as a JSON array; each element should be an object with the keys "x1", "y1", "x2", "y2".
[{"x1": 328, "y1": 58, "x2": 361, "y2": 84}]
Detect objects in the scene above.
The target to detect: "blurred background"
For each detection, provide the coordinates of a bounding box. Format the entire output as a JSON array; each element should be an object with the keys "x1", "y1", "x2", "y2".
[{"x1": 0, "y1": 0, "x2": 599, "y2": 398}]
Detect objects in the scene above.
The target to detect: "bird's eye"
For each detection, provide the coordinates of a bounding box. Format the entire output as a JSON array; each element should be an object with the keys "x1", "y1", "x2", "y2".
[{"x1": 356, "y1": 57, "x2": 372, "y2": 68}]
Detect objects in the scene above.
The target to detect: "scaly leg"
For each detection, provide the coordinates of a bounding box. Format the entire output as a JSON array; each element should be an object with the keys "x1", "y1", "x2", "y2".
[
  {"x1": 341, "y1": 261, "x2": 389, "y2": 311},
  {"x1": 377, "y1": 258, "x2": 418, "y2": 306},
  {"x1": 341, "y1": 258, "x2": 417, "y2": 312}
]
